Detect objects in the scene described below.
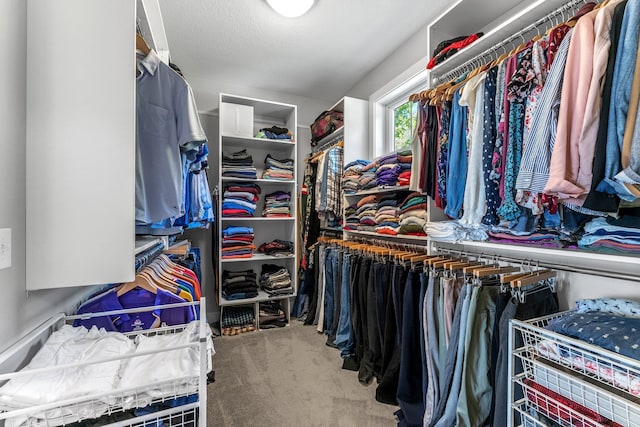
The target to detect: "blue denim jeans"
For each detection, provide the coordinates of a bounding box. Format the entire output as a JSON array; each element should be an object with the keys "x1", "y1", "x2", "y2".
[
  {"x1": 323, "y1": 248, "x2": 335, "y2": 335},
  {"x1": 335, "y1": 253, "x2": 354, "y2": 358}
]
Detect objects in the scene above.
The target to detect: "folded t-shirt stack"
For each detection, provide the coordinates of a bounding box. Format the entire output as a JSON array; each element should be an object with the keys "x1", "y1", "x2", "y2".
[
  {"x1": 262, "y1": 191, "x2": 291, "y2": 217},
  {"x1": 342, "y1": 160, "x2": 370, "y2": 194},
  {"x1": 262, "y1": 154, "x2": 294, "y2": 180},
  {"x1": 397, "y1": 153, "x2": 412, "y2": 186},
  {"x1": 222, "y1": 226, "x2": 256, "y2": 259},
  {"x1": 375, "y1": 193, "x2": 404, "y2": 235},
  {"x1": 359, "y1": 162, "x2": 378, "y2": 190},
  {"x1": 222, "y1": 149, "x2": 257, "y2": 179},
  {"x1": 577, "y1": 216, "x2": 640, "y2": 254},
  {"x1": 222, "y1": 269, "x2": 258, "y2": 300},
  {"x1": 356, "y1": 194, "x2": 380, "y2": 232},
  {"x1": 255, "y1": 126, "x2": 293, "y2": 140},
  {"x1": 222, "y1": 182, "x2": 261, "y2": 217},
  {"x1": 398, "y1": 192, "x2": 428, "y2": 236},
  {"x1": 344, "y1": 204, "x2": 358, "y2": 231},
  {"x1": 258, "y1": 239, "x2": 294, "y2": 257},
  {"x1": 260, "y1": 264, "x2": 293, "y2": 296}
]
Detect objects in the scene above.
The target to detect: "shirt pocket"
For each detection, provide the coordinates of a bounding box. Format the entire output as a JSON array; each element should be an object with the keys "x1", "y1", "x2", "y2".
[{"x1": 142, "y1": 103, "x2": 172, "y2": 138}]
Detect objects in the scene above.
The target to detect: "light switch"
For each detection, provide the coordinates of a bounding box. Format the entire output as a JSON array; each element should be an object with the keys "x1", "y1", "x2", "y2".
[{"x1": 0, "y1": 228, "x2": 11, "y2": 270}]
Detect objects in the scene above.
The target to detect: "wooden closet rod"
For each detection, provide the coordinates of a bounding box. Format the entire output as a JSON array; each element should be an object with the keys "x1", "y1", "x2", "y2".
[{"x1": 433, "y1": 246, "x2": 640, "y2": 284}]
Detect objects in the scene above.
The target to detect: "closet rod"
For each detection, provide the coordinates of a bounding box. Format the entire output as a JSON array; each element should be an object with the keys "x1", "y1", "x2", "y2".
[
  {"x1": 349, "y1": 237, "x2": 428, "y2": 253},
  {"x1": 312, "y1": 135, "x2": 344, "y2": 154},
  {"x1": 433, "y1": 246, "x2": 640, "y2": 283},
  {"x1": 432, "y1": 0, "x2": 588, "y2": 85}
]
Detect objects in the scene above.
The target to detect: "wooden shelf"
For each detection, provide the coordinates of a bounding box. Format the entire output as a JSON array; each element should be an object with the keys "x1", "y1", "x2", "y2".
[
  {"x1": 221, "y1": 253, "x2": 295, "y2": 263},
  {"x1": 219, "y1": 290, "x2": 296, "y2": 307},
  {"x1": 344, "y1": 185, "x2": 412, "y2": 197}
]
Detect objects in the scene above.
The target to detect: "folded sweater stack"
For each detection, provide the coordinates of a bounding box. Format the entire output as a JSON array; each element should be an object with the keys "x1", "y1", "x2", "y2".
[
  {"x1": 344, "y1": 204, "x2": 359, "y2": 231},
  {"x1": 222, "y1": 226, "x2": 256, "y2": 259},
  {"x1": 222, "y1": 149, "x2": 257, "y2": 179},
  {"x1": 260, "y1": 264, "x2": 293, "y2": 296},
  {"x1": 356, "y1": 194, "x2": 380, "y2": 232},
  {"x1": 359, "y1": 162, "x2": 378, "y2": 191},
  {"x1": 398, "y1": 192, "x2": 428, "y2": 236},
  {"x1": 262, "y1": 191, "x2": 291, "y2": 217},
  {"x1": 222, "y1": 269, "x2": 258, "y2": 300},
  {"x1": 374, "y1": 193, "x2": 405, "y2": 235},
  {"x1": 262, "y1": 155, "x2": 294, "y2": 180},
  {"x1": 222, "y1": 182, "x2": 261, "y2": 217},
  {"x1": 342, "y1": 160, "x2": 370, "y2": 194}
]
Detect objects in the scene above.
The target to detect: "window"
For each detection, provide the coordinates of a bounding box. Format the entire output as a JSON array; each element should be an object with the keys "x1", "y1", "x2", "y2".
[
  {"x1": 369, "y1": 58, "x2": 429, "y2": 158},
  {"x1": 393, "y1": 101, "x2": 418, "y2": 151}
]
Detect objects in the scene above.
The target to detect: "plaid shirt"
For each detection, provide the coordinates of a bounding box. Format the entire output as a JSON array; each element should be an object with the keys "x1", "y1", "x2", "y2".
[
  {"x1": 221, "y1": 306, "x2": 255, "y2": 328},
  {"x1": 318, "y1": 146, "x2": 343, "y2": 218}
]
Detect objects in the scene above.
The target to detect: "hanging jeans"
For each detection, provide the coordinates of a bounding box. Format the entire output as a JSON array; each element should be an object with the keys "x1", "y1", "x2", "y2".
[
  {"x1": 396, "y1": 270, "x2": 425, "y2": 427},
  {"x1": 335, "y1": 253, "x2": 354, "y2": 358},
  {"x1": 322, "y1": 248, "x2": 335, "y2": 335}
]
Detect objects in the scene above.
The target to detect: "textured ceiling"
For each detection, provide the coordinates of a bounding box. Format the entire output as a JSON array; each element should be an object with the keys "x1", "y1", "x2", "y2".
[{"x1": 158, "y1": 0, "x2": 448, "y2": 102}]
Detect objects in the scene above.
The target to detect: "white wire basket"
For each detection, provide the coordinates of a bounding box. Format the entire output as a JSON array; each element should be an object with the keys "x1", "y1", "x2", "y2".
[
  {"x1": 0, "y1": 300, "x2": 210, "y2": 427},
  {"x1": 511, "y1": 311, "x2": 640, "y2": 427}
]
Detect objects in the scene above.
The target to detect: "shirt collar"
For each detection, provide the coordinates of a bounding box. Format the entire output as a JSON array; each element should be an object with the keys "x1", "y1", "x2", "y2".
[{"x1": 138, "y1": 49, "x2": 160, "y2": 76}]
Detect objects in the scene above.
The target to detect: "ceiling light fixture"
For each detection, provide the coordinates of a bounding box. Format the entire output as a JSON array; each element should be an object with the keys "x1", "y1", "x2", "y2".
[{"x1": 266, "y1": 0, "x2": 315, "y2": 18}]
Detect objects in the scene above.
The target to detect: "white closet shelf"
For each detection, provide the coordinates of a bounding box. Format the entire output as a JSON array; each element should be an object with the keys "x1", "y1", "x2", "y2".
[
  {"x1": 134, "y1": 237, "x2": 165, "y2": 255},
  {"x1": 429, "y1": 0, "x2": 570, "y2": 80},
  {"x1": 220, "y1": 177, "x2": 296, "y2": 184},
  {"x1": 344, "y1": 229, "x2": 428, "y2": 243},
  {"x1": 345, "y1": 185, "x2": 412, "y2": 197},
  {"x1": 221, "y1": 253, "x2": 295, "y2": 263},
  {"x1": 221, "y1": 135, "x2": 296, "y2": 149},
  {"x1": 221, "y1": 217, "x2": 294, "y2": 221},
  {"x1": 219, "y1": 290, "x2": 296, "y2": 307}
]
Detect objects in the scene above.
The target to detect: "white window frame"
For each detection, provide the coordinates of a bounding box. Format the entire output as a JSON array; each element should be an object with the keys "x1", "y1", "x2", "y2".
[{"x1": 369, "y1": 57, "x2": 430, "y2": 159}]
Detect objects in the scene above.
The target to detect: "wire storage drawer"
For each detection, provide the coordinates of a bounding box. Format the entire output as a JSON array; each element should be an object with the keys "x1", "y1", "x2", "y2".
[{"x1": 511, "y1": 312, "x2": 640, "y2": 427}]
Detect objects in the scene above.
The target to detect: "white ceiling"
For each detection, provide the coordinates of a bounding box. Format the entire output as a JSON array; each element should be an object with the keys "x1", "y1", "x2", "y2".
[{"x1": 159, "y1": 0, "x2": 449, "y2": 102}]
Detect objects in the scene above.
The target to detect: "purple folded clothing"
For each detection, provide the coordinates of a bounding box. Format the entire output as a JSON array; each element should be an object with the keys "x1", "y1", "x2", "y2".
[{"x1": 378, "y1": 156, "x2": 398, "y2": 166}]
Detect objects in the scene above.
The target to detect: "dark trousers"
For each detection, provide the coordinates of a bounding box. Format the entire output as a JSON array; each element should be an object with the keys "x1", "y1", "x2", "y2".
[
  {"x1": 396, "y1": 270, "x2": 425, "y2": 427},
  {"x1": 375, "y1": 264, "x2": 407, "y2": 405}
]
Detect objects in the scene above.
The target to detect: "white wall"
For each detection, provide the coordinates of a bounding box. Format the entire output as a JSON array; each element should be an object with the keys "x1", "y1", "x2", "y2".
[
  {"x1": 0, "y1": 0, "x2": 96, "y2": 353},
  {"x1": 346, "y1": 27, "x2": 428, "y2": 100},
  {"x1": 183, "y1": 76, "x2": 331, "y2": 322}
]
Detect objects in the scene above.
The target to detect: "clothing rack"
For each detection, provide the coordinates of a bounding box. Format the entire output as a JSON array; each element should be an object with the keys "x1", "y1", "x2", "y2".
[
  {"x1": 430, "y1": 0, "x2": 589, "y2": 86},
  {"x1": 433, "y1": 246, "x2": 640, "y2": 283},
  {"x1": 135, "y1": 240, "x2": 165, "y2": 272},
  {"x1": 311, "y1": 135, "x2": 344, "y2": 155},
  {"x1": 347, "y1": 236, "x2": 429, "y2": 254}
]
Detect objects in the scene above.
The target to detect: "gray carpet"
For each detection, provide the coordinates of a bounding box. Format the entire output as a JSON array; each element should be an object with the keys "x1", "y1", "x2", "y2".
[{"x1": 207, "y1": 321, "x2": 397, "y2": 426}]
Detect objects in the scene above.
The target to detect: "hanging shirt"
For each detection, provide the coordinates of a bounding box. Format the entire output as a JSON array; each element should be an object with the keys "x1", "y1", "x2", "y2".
[
  {"x1": 459, "y1": 72, "x2": 487, "y2": 226},
  {"x1": 544, "y1": 8, "x2": 600, "y2": 205},
  {"x1": 74, "y1": 288, "x2": 195, "y2": 332},
  {"x1": 598, "y1": 0, "x2": 640, "y2": 195},
  {"x1": 515, "y1": 29, "x2": 574, "y2": 193},
  {"x1": 136, "y1": 50, "x2": 207, "y2": 224}
]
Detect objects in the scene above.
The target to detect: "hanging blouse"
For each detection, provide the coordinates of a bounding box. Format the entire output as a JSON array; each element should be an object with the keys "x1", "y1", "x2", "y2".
[
  {"x1": 498, "y1": 46, "x2": 534, "y2": 222},
  {"x1": 544, "y1": 8, "x2": 600, "y2": 205},
  {"x1": 460, "y1": 72, "x2": 488, "y2": 225},
  {"x1": 482, "y1": 67, "x2": 501, "y2": 225},
  {"x1": 436, "y1": 101, "x2": 452, "y2": 210},
  {"x1": 515, "y1": 29, "x2": 574, "y2": 194},
  {"x1": 423, "y1": 104, "x2": 439, "y2": 198}
]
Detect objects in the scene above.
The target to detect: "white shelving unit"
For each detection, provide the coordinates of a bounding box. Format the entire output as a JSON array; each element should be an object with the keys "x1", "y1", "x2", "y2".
[{"x1": 217, "y1": 93, "x2": 298, "y2": 331}]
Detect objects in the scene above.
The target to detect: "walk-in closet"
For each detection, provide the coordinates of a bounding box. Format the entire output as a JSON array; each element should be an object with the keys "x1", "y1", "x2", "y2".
[{"x1": 1, "y1": 0, "x2": 640, "y2": 425}]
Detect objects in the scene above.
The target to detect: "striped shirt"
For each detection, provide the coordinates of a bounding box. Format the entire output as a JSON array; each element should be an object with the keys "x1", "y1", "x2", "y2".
[{"x1": 515, "y1": 29, "x2": 574, "y2": 193}]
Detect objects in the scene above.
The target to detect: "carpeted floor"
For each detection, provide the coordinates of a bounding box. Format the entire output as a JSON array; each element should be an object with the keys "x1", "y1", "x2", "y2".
[{"x1": 207, "y1": 321, "x2": 397, "y2": 426}]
